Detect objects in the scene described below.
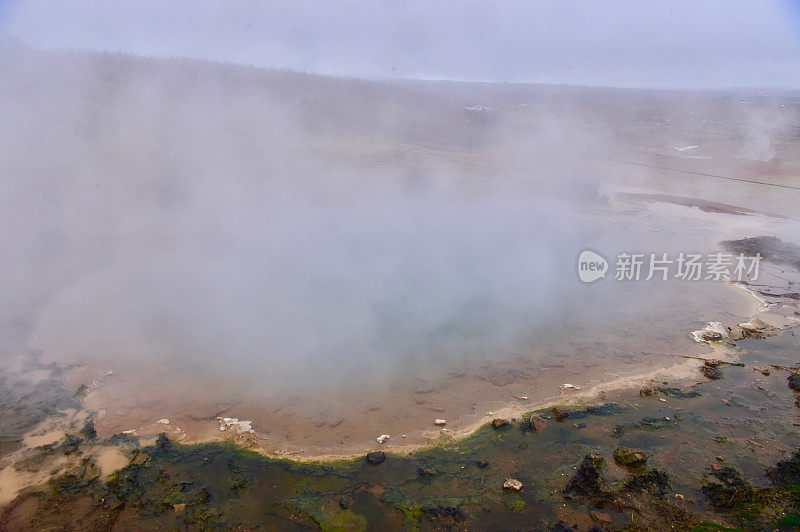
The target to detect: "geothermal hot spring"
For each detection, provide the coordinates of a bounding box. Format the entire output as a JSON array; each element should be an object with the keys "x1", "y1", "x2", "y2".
[
  {"x1": 19, "y1": 168, "x2": 759, "y2": 456},
  {"x1": 2, "y1": 49, "x2": 783, "y2": 456}
]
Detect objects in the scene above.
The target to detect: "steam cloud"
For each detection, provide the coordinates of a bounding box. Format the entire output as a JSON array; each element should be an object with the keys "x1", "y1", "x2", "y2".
[{"x1": 1, "y1": 45, "x2": 795, "y2": 397}]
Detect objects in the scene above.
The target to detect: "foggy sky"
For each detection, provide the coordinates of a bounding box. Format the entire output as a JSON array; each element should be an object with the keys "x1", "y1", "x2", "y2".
[{"x1": 2, "y1": 0, "x2": 800, "y2": 88}]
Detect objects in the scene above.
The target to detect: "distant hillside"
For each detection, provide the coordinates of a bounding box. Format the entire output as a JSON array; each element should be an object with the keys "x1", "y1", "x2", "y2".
[{"x1": 3, "y1": 43, "x2": 797, "y2": 160}]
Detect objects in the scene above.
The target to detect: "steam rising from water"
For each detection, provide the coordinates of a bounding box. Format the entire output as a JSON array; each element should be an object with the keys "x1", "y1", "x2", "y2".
[
  {"x1": 2, "y1": 46, "x2": 794, "y2": 405},
  {"x1": 31, "y1": 176, "x2": 585, "y2": 392}
]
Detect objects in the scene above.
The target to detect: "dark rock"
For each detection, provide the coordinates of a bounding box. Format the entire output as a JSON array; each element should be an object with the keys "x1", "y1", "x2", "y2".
[
  {"x1": 641, "y1": 386, "x2": 700, "y2": 398},
  {"x1": 722, "y1": 236, "x2": 800, "y2": 270},
  {"x1": 788, "y1": 374, "x2": 800, "y2": 393},
  {"x1": 563, "y1": 454, "x2": 605, "y2": 499},
  {"x1": 475, "y1": 460, "x2": 489, "y2": 468},
  {"x1": 529, "y1": 413, "x2": 547, "y2": 432},
  {"x1": 60, "y1": 434, "x2": 83, "y2": 455},
  {"x1": 590, "y1": 510, "x2": 612, "y2": 525},
  {"x1": 612, "y1": 416, "x2": 674, "y2": 437},
  {"x1": 491, "y1": 418, "x2": 509, "y2": 429},
  {"x1": 583, "y1": 404, "x2": 625, "y2": 416},
  {"x1": 701, "y1": 363, "x2": 723, "y2": 380},
  {"x1": 543, "y1": 404, "x2": 625, "y2": 426},
  {"x1": 79, "y1": 419, "x2": 97, "y2": 440},
  {"x1": 701, "y1": 331, "x2": 724, "y2": 342},
  {"x1": 701, "y1": 466, "x2": 754, "y2": 510},
  {"x1": 155, "y1": 433, "x2": 172, "y2": 449},
  {"x1": 740, "y1": 327, "x2": 768, "y2": 339},
  {"x1": 418, "y1": 465, "x2": 438, "y2": 477},
  {"x1": 613, "y1": 447, "x2": 647, "y2": 469},
  {"x1": 422, "y1": 506, "x2": 465, "y2": 526},
  {"x1": 657, "y1": 387, "x2": 701, "y2": 398},
  {"x1": 550, "y1": 521, "x2": 574, "y2": 532},
  {"x1": 366, "y1": 451, "x2": 385, "y2": 465},
  {"x1": 622, "y1": 469, "x2": 670, "y2": 497},
  {"x1": 767, "y1": 449, "x2": 800, "y2": 486}
]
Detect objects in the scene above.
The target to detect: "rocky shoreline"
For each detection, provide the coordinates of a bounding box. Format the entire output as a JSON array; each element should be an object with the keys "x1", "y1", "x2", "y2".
[{"x1": 1, "y1": 326, "x2": 799, "y2": 530}]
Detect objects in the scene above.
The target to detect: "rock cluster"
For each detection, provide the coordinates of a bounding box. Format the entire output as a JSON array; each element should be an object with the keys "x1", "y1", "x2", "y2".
[{"x1": 613, "y1": 447, "x2": 647, "y2": 469}]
